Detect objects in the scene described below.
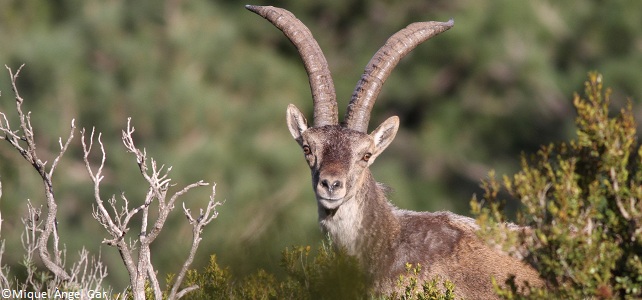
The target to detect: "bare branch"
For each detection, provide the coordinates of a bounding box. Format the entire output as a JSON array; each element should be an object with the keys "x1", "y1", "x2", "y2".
[
  {"x1": 0, "y1": 180, "x2": 11, "y2": 290},
  {"x1": 147, "y1": 263, "x2": 162, "y2": 300},
  {"x1": 121, "y1": 118, "x2": 147, "y2": 172},
  {"x1": 21, "y1": 200, "x2": 43, "y2": 290},
  {"x1": 146, "y1": 180, "x2": 208, "y2": 243},
  {"x1": 82, "y1": 128, "x2": 122, "y2": 238},
  {"x1": 0, "y1": 111, "x2": 23, "y2": 146},
  {"x1": 81, "y1": 127, "x2": 138, "y2": 282},
  {"x1": 2, "y1": 65, "x2": 71, "y2": 280},
  {"x1": 83, "y1": 120, "x2": 220, "y2": 300},
  {"x1": 2, "y1": 65, "x2": 223, "y2": 299},
  {"x1": 170, "y1": 185, "x2": 222, "y2": 299},
  {"x1": 175, "y1": 285, "x2": 199, "y2": 299},
  {"x1": 48, "y1": 119, "x2": 76, "y2": 178},
  {"x1": 67, "y1": 248, "x2": 109, "y2": 294},
  {"x1": 0, "y1": 240, "x2": 9, "y2": 290}
]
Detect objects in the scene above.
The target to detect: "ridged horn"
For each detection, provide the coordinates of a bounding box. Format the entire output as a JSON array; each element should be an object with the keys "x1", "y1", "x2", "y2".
[
  {"x1": 246, "y1": 5, "x2": 339, "y2": 127},
  {"x1": 344, "y1": 19, "x2": 454, "y2": 132}
]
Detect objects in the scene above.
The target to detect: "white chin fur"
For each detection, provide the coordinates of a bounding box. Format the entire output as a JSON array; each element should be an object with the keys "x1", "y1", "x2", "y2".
[{"x1": 318, "y1": 197, "x2": 344, "y2": 210}]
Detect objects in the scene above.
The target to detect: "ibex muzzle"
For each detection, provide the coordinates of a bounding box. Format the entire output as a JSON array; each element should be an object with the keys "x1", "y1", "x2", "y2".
[{"x1": 248, "y1": 5, "x2": 543, "y2": 298}]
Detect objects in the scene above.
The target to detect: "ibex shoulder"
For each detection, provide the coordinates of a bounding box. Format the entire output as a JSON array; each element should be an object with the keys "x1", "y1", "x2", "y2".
[{"x1": 390, "y1": 210, "x2": 478, "y2": 258}]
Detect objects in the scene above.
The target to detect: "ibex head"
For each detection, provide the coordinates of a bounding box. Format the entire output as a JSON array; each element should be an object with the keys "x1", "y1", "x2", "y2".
[
  {"x1": 248, "y1": 5, "x2": 453, "y2": 211},
  {"x1": 287, "y1": 105, "x2": 399, "y2": 210},
  {"x1": 246, "y1": 5, "x2": 453, "y2": 210}
]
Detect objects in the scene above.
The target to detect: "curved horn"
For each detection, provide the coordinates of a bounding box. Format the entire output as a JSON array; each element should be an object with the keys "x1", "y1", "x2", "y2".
[
  {"x1": 246, "y1": 5, "x2": 338, "y2": 127},
  {"x1": 344, "y1": 19, "x2": 454, "y2": 132}
]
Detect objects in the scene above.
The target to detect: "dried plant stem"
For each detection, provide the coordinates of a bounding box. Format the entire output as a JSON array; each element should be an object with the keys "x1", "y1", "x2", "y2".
[
  {"x1": 82, "y1": 118, "x2": 221, "y2": 300},
  {"x1": 169, "y1": 185, "x2": 222, "y2": 299},
  {"x1": 1, "y1": 64, "x2": 72, "y2": 281},
  {"x1": 0, "y1": 180, "x2": 8, "y2": 289},
  {"x1": 2, "y1": 64, "x2": 219, "y2": 299}
]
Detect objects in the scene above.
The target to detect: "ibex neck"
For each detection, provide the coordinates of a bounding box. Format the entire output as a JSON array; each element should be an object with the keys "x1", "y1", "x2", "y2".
[{"x1": 318, "y1": 171, "x2": 400, "y2": 259}]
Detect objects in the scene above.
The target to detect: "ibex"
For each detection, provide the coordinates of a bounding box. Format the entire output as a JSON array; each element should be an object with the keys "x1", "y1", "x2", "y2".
[{"x1": 247, "y1": 5, "x2": 543, "y2": 298}]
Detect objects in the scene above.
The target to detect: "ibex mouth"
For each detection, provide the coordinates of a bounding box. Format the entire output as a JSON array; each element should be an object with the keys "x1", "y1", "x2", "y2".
[
  {"x1": 318, "y1": 196, "x2": 342, "y2": 202},
  {"x1": 317, "y1": 196, "x2": 344, "y2": 210}
]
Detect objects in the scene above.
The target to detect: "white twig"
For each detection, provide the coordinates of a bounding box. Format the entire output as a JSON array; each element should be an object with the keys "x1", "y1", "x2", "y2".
[
  {"x1": 170, "y1": 185, "x2": 222, "y2": 299},
  {"x1": 81, "y1": 128, "x2": 137, "y2": 283},
  {"x1": 2, "y1": 65, "x2": 71, "y2": 280},
  {"x1": 0, "y1": 180, "x2": 11, "y2": 290},
  {"x1": 82, "y1": 119, "x2": 220, "y2": 300}
]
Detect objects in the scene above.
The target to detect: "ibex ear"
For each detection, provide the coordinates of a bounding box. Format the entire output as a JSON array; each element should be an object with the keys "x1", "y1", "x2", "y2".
[
  {"x1": 369, "y1": 116, "x2": 399, "y2": 164},
  {"x1": 286, "y1": 104, "x2": 309, "y2": 144}
]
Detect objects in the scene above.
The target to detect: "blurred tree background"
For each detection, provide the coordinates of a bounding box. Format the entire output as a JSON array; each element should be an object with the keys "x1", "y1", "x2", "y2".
[{"x1": 0, "y1": 0, "x2": 640, "y2": 291}]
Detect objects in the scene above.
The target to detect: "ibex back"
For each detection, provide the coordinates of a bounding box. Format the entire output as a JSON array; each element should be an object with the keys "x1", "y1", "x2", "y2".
[{"x1": 247, "y1": 5, "x2": 543, "y2": 298}]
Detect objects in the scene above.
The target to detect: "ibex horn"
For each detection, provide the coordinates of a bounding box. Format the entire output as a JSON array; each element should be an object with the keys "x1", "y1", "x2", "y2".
[
  {"x1": 246, "y1": 5, "x2": 339, "y2": 127},
  {"x1": 344, "y1": 19, "x2": 454, "y2": 133}
]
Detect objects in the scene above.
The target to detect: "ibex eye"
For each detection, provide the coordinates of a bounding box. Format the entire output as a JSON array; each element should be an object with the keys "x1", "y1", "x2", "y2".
[
  {"x1": 303, "y1": 145, "x2": 311, "y2": 155},
  {"x1": 362, "y1": 152, "x2": 372, "y2": 162}
]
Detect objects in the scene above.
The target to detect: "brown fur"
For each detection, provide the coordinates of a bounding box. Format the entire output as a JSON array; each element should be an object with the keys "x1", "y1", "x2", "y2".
[
  {"x1": 295, "y1": 123, "x2": 543, "y2": 299},
  {"x1": 248, "y1": 5, "x2": 543, "y2": 298}
]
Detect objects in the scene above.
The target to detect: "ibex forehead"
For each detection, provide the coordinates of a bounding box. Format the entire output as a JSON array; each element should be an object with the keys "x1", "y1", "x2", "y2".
[
  {"x1": 304, "y1": 126, "x2": 372, "y2": 158},
  {"x1": 305, "y1": 126, "x2": 372, "y2": 145}
]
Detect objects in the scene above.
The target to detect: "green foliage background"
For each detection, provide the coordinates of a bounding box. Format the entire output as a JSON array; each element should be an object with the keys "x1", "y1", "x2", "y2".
[
  {"x1": 1, "y1": 0, "x2": 641, "y2": 292},
  {"x1": 473, "y1": 73, "x2": 642, "y2": 298}
]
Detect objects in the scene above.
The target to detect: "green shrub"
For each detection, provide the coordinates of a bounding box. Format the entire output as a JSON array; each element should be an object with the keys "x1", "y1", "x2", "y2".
[
  {"x1": 177, "y1": 242, "x2": 366, "y2": 300},
  {"x1": 387, "y1": 263, "x2": 456, "y2": 300},
  {"x1": 472, "y1": 72, "x2": 642, "y2": 299},
  {"x1": 176, "y1": 240, "x2": 455, "y2": 300}
]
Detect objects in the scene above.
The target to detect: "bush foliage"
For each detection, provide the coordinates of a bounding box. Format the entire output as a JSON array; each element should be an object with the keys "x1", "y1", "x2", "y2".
[
  {"x1": 177, "y1": 242, "x2": 367, "y2": 300},
  {"x1": 473, "y1": 73, "x2": 642, "y2": 299},
  {"x1": 174, "y1": 240, "x2": 455, "y2": 300}
]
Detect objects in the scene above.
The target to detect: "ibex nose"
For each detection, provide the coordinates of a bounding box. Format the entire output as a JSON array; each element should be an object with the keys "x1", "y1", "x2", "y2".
[{"x1": 320, "y1": 178, "x2": 343, "y2": 194}]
